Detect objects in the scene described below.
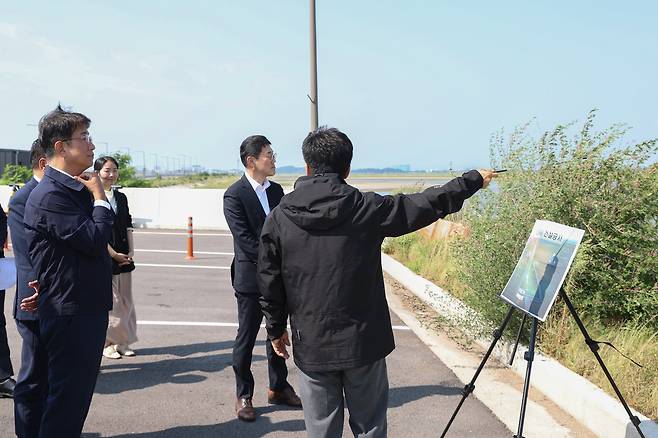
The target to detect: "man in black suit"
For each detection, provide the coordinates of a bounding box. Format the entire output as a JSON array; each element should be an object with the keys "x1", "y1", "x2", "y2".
[
  {"x1": 24, "y1": 105, "x2": 114, "y2": 437},
  {"x1": 223, "y1": 135, "x2": 301, "y2": 422},
  {"x1": 9, "y1": 139, "x2": 48, "y2": 437}
]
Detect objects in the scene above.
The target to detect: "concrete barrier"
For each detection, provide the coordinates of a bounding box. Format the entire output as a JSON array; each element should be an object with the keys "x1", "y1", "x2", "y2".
[
  {"x1": 0, "y1": 185, "x2": 230, "y2": 230},
  {"x1": 121, "y1": 187, "x2": 229, "y2": 230}
]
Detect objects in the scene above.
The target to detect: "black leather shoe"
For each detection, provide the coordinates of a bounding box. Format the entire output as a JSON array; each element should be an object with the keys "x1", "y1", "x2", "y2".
[
  {"x1": 235, "y1": 397, "x2": 256, "y2": 422},
  {"x1": 0, "y1": 378, "x2": 16, "y2": 398}
]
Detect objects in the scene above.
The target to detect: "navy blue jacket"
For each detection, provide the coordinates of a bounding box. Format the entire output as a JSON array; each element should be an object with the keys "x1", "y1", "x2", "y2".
[
  {"x1": 24, "y1": 166, "x2": 114, "y2": 317},
  {"x1": 8, "y1": 177, "x2": 39, "y2": 320},
  {"x1": 223, "y1": 175, "x2": 284, "y2": 293},
  {"x1": 0, "y1": 204, "x2": 6, "y2": 300}
]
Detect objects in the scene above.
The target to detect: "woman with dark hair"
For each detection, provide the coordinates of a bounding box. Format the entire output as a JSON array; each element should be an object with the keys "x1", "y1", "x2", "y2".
[{"x1": 94, "y1": 156, "x2": 138, "y2": 359}]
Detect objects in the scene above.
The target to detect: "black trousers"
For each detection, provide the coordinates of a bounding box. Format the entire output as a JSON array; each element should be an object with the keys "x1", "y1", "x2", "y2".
[
  {"x1": 14, "y1": 319, "x2": 48, "y2": 438},
  {"x1": 0, "y1": 291, "x2": 14, "y2": 381},
  {"x1": 233, "y1": 291, "x2": 289, "y2": 399},
  {"x1": 38, "y1": 314, "x2": 108, "y2": 438}
]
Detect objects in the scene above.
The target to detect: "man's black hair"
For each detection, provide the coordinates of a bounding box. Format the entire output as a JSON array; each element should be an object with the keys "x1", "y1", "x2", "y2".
[
  {"x1": 302, "y1": 126, "x2": 353, "y2": 176},
  {"x1": 93, "y1": 156, "x2": 119, "y2": 172},
  {"x1": 240, "y1": 135, "x2": 271, "y2": 167},
  {"x1": 29, "y1": 139, "x2": 46, "y2": 169},
  {"x1": 38, "y1": 104, "x2": 91, "y2": 158}
]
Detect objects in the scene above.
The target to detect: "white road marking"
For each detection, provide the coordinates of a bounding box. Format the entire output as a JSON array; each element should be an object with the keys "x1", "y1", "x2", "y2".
[
  {"x1": 137, "y1": 320, "x2": 411, "y2": 331},
  {"x1": 135, "y1": 249, "x2": 234, "y2": 255},
  {"x1": 138, "y1": 321, "x2": 239, "y2": 327},
  {"x1": 135, "y1": 263, "x2": 230, "y2": 270},
  {"x1": 132, "y1": 231, "x2": 231, "y2": 236}
]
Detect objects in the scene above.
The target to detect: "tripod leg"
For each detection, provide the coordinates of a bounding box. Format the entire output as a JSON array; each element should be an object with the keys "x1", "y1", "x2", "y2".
[
  {"x1": 441, "y1": 306, "x2": 516, "y2": 438},
  {"x1": 514, "y1": 317, "x2": 538, "y2": 438},
  {"x1": 509, "y1": 314, "x2": 527, "y2": 366},
  {"x1": 560, "y1": 290, "x2": 647, "y2": 438}
]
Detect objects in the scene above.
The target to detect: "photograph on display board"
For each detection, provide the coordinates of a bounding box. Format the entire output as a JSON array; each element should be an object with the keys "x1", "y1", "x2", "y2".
[{"x1": 500, "y1": 220, "x2": 585, "y2": 321}]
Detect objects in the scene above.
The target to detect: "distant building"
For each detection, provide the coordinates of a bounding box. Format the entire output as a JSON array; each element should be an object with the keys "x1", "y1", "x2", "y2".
[{"x1": 0, "y1": 148, "x2": 31, "y2": 176}]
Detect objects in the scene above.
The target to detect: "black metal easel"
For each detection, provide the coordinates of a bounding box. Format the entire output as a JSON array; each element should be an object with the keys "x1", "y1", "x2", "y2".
[
  {"x1": 440, "y1": 288, "x2": 646, "y2": 438},
  {"x1": 559, "y1": 289, "x2": 645, "y2": 438}
]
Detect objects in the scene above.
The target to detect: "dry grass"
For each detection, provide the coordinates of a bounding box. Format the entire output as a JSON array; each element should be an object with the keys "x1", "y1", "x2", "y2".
[
  {"x1": 383, "y1": 233, "x2": 463, "y2": 298},
  {"x1": 540, "y1": 305, "x2": 658, "y2": 420},
  {"x1": 145, "y1": 174, "x2": 239, "y2": 189}
]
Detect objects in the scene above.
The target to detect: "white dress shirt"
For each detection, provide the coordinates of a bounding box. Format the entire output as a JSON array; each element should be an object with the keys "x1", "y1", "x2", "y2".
[
  {"x1": 49, "y1": 165, "x2": 111, "y2": 210},
  {"x1": 244, "y1": 172, "x2": 271, "y2": 215},
  {"x1": 105, "y1": 189, "x2": 118, "y2": 213}
]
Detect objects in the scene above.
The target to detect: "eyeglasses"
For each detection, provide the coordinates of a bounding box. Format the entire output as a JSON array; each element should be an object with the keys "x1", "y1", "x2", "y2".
[
  {"x1": 62, "y1": 133, "x2": 93, "y2": 144},
  {"x1": 260, "y1": 152, "x2": 276, "y2": 161}
]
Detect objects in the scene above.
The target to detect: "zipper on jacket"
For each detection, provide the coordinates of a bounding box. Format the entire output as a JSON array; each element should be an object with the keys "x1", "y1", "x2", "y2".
[{"x1": 296, "y1": 329, "x2": 302, "y2": 342}]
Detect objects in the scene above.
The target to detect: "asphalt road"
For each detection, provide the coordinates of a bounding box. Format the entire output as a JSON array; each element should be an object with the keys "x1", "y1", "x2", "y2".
[{"x1": 0, "y1": 230, "x2": 509, "y2": 437}]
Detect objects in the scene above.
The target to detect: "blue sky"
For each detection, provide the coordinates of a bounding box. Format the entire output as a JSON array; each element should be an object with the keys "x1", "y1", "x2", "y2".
[{"x1": 1, "y1": 1, "x2": 656, "y2": 171}]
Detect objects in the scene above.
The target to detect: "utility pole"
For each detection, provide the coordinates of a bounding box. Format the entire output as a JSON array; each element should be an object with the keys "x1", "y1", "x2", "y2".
[{"x1": 309, "y1": 0, "x2": 319, "y2": 131}]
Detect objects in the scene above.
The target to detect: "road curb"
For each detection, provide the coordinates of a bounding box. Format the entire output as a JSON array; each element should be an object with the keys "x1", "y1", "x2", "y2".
[{"x1": 382, "y1": 252, "x2": 658, "y2": 438}]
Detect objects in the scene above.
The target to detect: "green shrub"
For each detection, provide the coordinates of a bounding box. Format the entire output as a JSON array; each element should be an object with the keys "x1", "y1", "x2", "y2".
[
  {"x1": 106, "y1": 152, "x2": 153, "y2": 187},
  {"x1": 110, "y1": 152, "x2": 142, "y2": 186},
  {"x1": 386, "y1": 111, "x2": 657, "y2": 416},
  {"x1": 452, "y1": 110, "x2": 658, "y2": 329},
  {"x1": 1, "y1": 164, "x2": 33, "y2": 185}
]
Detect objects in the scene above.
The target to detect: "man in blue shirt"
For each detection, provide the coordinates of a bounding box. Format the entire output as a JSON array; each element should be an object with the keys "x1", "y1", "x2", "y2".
[
  {"x1": 24, "y1": 105, "x2": 114, "y2": 437},
  {"x1": 9, "y1": 139, "x2": 48, "y2": 437}
]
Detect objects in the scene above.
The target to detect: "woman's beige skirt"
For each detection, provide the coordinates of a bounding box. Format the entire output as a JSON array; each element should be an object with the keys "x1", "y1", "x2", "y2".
[{"x1": 106, "y1": 272, "x2": 138, "y2": 346}]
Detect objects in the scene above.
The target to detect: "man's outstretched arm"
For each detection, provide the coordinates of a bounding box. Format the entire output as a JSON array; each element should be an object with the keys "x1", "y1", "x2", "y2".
[{"x1": 379, "y1": 169, "x2": 496, "y2": 237}]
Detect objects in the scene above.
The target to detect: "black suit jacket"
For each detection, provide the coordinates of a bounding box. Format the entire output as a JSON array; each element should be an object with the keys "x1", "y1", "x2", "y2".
[
  {"x1": 8, "y1": 177, "x2": 39, "y2": 320},
  {"x1": 223, "y1": 175, "x2": 284, "y2": 293},
  {"x1": 109, "y1": 189, "x2": 135, "y2": 274},
  {"x1": 0, "y1": 201, "x2": 6, "y2": 314},
  {"x1": 24, "y1": 166, "x2": 115, "y2": 317}
]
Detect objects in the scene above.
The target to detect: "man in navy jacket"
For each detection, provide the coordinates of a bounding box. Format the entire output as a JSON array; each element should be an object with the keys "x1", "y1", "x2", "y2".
[
  {"x1": 0, "y1": 201, "x2": 12, "y2": 398},
  {"x1": 9, "y1": 140, "x2": 48, "y2": 437},
  {"x1": 24, "y1": 105, "x2": 114, "y2": 438}
]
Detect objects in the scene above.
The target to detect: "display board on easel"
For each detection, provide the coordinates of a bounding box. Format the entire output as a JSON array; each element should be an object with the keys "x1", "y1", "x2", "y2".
[
  {"x1": 441, "y1": 220, "x2": 648, "y2": 438},
  {"x1": 500, "y1": 220, "x2": 584, "y2": 321}
]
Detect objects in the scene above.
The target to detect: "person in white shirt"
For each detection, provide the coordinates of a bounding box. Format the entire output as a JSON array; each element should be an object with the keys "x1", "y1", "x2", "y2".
[{"x1": 94, "y1": 156, "x2": 138, "y2": 360}]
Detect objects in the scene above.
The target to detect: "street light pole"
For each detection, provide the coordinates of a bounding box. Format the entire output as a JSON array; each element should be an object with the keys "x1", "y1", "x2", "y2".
[
  {"x1": 179, "y1": 155, "x2": 186, "y2": 175},
  {"x1": 136, "y1": 150, "x2": 147, "y2": 176},
  {"x1": 149, "y1": 153, "x2": 159, "y2": 174},
  {"x1": 309, "y1": 0, "x2": 319, "y2": 131},
  {"x1": 182, "y1": 154, "x2": 193, "y2": 174}
]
